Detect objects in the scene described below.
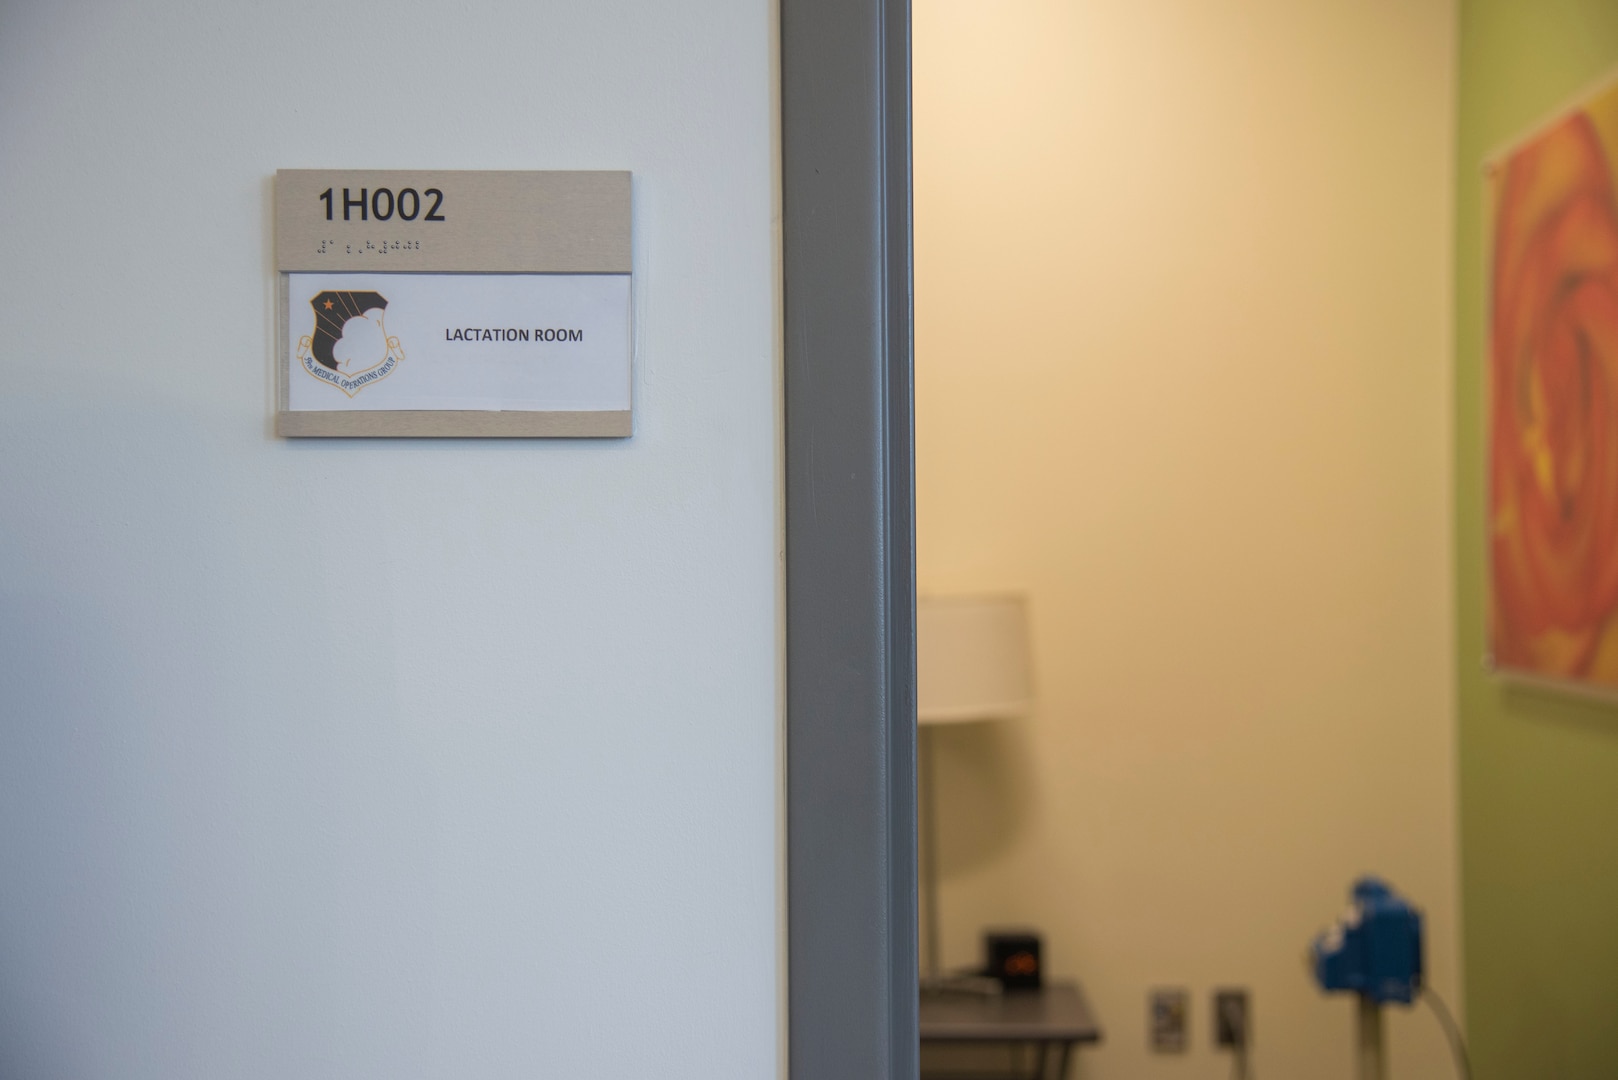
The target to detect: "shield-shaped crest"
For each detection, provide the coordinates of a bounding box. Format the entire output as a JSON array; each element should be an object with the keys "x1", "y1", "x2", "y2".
[{"x1": 296, "y1": 289, "x2": 405, "y2": 397}]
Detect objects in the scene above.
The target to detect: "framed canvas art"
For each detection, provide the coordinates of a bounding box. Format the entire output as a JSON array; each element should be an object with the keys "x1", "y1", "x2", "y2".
[{"x1": 1489, "y1": 75, "x2": 1618, "y2": 691}]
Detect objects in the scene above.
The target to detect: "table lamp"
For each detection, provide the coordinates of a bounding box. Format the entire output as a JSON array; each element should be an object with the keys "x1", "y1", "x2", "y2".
[{"x1": 917, "y1": 593, "x2": 1034, "y2": 993}]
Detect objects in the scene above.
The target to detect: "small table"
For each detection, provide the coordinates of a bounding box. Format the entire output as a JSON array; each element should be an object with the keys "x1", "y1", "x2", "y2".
[{"x1": 919, "y1": 981, "x2": 1102, "y2": 1080}]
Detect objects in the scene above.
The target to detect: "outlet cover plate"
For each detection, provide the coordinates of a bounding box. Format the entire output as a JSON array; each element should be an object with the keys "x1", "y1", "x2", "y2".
[
  {"x1": 1215, "y1": 988, "x2": 1250, "y2": 1048},
  {"x1": 1149, "y1": 988, "x2": 1189, "y2": 1052}
]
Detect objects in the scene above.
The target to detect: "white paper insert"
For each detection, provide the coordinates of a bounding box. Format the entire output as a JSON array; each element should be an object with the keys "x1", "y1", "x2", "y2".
[{"x1": 285, "y1": 273, "x2": 631, "y2": 413}]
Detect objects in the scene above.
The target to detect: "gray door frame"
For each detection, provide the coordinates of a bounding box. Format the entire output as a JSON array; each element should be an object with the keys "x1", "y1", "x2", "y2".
[{"x1": 781, "y1": 1, "x2": 917, "y2": 1078}]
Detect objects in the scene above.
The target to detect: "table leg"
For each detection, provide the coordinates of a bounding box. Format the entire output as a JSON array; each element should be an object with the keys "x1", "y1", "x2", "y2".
[
  {"x1": 1053, "y1": 1041, "x2": 1074, "y2": 1080},
  {"x1": 1033, "y1": 1041, "x2": 1049, "y2": 1080}
]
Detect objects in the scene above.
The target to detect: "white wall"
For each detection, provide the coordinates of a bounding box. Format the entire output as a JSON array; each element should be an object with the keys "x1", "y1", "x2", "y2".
[
  {"x1": 916, "y1": 2, "x2": 1457, "y2": 1077},
  {"x1": 0, "y1": 3, "x2": 779, "y2": 1078}
]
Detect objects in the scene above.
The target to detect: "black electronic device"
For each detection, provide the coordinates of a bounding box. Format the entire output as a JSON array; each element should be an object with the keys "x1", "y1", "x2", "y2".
[{"x1": 984, "y1": 930, "x2": 1043, "y2": 990}]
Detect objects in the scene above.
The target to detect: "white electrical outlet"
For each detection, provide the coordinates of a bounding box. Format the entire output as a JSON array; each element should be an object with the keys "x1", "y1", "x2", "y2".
[
  {"x1": 1215, "y1": 988, "x2": 1251, "y2": 1049},
  {"x1": 1149, "y1": 988, "x2": 1189, "y2": 1052}
]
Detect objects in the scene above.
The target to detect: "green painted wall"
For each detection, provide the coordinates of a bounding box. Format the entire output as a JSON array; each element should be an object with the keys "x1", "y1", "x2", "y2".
[{"x1": 1457, "y1": 3, "x2": 1618, "y2": 1077}]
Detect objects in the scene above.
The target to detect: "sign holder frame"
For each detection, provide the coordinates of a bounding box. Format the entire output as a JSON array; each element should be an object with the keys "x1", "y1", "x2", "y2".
[{"x1": 273, "y1": 169, "x2": 633, "y2": 439}]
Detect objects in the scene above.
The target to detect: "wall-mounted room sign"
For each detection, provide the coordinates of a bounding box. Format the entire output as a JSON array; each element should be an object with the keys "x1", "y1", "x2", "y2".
[{"x1": 275, "y1": 169, "x2": 631, "y2": 437}]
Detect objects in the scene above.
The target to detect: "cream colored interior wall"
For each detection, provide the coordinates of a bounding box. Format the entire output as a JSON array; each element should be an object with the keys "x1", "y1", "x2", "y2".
[{"x1": 915, "y1": 2, "x2": 1458, "y2": 1077}]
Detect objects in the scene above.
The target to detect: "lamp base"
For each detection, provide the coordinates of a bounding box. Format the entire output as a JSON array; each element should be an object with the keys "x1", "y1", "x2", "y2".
[{"x1": 920, "y1": 973, "x2": 1003, "y2": 998}]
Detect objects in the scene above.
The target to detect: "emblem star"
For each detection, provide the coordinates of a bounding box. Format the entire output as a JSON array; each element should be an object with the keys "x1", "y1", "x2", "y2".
[{"x1": 323, "y1": 299, "x2": 334, "y2": 310}]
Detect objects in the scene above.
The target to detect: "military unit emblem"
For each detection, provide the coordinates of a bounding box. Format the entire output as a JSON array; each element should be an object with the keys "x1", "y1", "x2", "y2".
[{"x1": 296, "y1": 290, "x2": 405, "y2": 396}]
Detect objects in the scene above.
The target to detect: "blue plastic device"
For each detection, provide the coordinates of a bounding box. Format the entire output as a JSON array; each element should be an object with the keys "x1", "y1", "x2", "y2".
[{"x1": 1311, "y1": 877, "x2": 1423, "y2": 1005}]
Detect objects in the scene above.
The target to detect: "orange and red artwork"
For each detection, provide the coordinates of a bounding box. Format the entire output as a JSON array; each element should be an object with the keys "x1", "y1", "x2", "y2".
[{"x1": 1490, "y1": 80, "x2": 1618, "y2": 688}]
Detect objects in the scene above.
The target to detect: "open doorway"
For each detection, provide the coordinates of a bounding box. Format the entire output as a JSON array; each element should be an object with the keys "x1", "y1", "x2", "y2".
[{"x1": 911, "y1": 3, "x2": 1460, "y2": 1079}]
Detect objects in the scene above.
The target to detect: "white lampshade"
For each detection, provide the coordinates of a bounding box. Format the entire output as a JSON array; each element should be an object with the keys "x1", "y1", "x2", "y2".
[{"x1": 916, "y1": 594, "x2": 1034, "y2": 725}]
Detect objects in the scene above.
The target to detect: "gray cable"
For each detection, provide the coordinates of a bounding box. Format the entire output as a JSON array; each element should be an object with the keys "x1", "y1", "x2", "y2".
[{"x1": 1422, "y1": 988, "x2": 1472, "y2": 1080}]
